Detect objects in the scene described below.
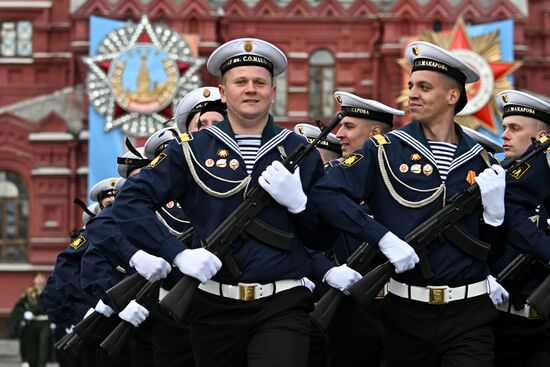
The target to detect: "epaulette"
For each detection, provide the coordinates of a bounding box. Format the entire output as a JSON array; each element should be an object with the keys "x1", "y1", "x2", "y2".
[
  {"x1": 370, "y1": 134, "x2": 391, "y2": 147},
  {"x1": 175, "y1": 132, "x2": 194, "y2": 145},
  {"x1": 69, "y1": 234, "x2": 86, "y2": 250}
]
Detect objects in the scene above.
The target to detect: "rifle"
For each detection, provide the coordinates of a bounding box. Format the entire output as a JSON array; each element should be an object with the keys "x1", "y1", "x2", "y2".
[
  {"x1": 310, "y1": 241, "x2": 380, "y2": 330},
  {"x1": 100, "y1": 281, "x2": 160, "y2": 356},
  {"x1": 54, "y1": 273, "x2": 147, "y2": 355},
  {"x1": 160, "y1": 112, "x2": 346, "y2": 321},
  {"x1": 347, "y1": 136, "x2": 550, "y2": 310}
]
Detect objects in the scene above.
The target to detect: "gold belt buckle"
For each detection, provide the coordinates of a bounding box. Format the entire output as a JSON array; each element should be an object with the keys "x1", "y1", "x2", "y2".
[
  {"x1": 427, "y1": 286, "x2": 448, "y2": 305},
  {"x1": 375, "y1": 284, "x2": 388, "y2": 299},
  {"x1": 238, "y1": 283, "x2": 257, "y2": 301}
]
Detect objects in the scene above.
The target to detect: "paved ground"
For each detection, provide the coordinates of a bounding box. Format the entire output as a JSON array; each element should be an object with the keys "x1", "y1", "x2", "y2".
[{"x1": 0, "y1": 339, "x2": 58, "y2": 367}]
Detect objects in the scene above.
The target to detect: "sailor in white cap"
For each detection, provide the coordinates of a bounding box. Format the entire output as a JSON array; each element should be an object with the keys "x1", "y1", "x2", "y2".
[
  {"x1": 82, "y1": 202, "x2": 100, "y2": 227},
  {"x1": 89, "y1": 177, "x2": 121, "y2": 209},
  {"x1": 305, "y1": 41, "x2": 509, "y2": 367},
  {"x1": 143, "y1": 128, "x2": 178, "y2": 161},
  {"x1": 117, "y1": 147, "x2": 149, "y2": 178},
  {"x1": 113, "y1": 37, "x2": 327, "y2": 367},
  {"x1": 496, "y1": 89, "x2": 550, "y2": 160},
  {"x1": 334, "y1": 91, "x2": 403, "y2": 157},
  {"x1": 490, "y1": 89, "x2": 550, "y2": 366},
  {"x1": 175, "y1": 87, "x2": 225, "y2": 133},
  {"x1": 294, "y1": 123, "x2": 341, "y2": 165}
]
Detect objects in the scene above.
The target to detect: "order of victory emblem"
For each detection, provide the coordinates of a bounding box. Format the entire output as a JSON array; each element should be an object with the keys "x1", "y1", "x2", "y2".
[{"x1": 83, "y1": 16, "x2": 204, "y2": 137}]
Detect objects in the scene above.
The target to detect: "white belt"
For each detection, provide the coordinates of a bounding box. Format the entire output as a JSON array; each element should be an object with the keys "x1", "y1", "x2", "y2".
[
  {"x1": 159, "y1": 287, "x2": 169, "y2": 301},
  {"x1": 388, "y1": 278, "x2": 488, "y2": 304},
  {"x1": 496, "y1": 301, "x2": 541, "y2": 319},
  {"x1": 198, "y1": 279, "x2": 304, "y2": 301}
]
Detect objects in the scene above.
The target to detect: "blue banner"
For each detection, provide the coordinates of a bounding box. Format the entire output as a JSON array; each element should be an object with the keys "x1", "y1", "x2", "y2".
[{"x1": 87, "y1": 16, "x2": 125, "y2": 200}]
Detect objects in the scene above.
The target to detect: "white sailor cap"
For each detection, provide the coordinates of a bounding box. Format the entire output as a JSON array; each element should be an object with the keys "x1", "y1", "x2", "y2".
[
  {"x1": 460, "y1": 125, "x2": 503, "y2": 154},
  {"x1": 334, "y1": 91, "x2": 404, "y2": 128},
  {"x1": 117, "y1": 147, "x2": 149, "y2": 178},
  {"x1": 89, "y1": 177, "x2": 121, "y2": 202},
  {"x1": 496, "y1": 90, "x2": 550, "y2": 125},
  {"x1": 175, "y1": 87, "x2": 222, "y2": 133},
  {"x1": 144, "y1": 128, "x2": 179, "y2": 160},
  {"x1": 293, "y1": 123, "x2": 341, "y2": 155},
  {"x1": 82, "y1": 202, "x2": 99, "y2": 226},
  {"x1": 207, "y1": 38, "x2": 288, "y2": 77},
  {"x1": 405, "y1": 41, "x2": 479, "y2": 84}
]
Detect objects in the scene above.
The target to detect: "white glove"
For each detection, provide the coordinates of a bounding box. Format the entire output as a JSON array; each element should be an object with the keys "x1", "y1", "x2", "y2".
[
  {"x1": 83, "y1": 308, "x2": 95, "y2": 319},
  {"x1": 23, "y1": 311, "x2": 34, "y2": 321},
  {"x1": 118, "y1": 300, "x2": 149, "y2": 327},
  {"x1": 323, "y1": 264, "x2": 362, "y2": 295},
  {"x1": 65, "y1": 325, "x2": 74, "y2": 334},
  {"x1": 378, "y1": 232, "x2": 419, "y2": 273},
  {"x1": 94, "y1": 299, "x2": 115, "y2": 318},
  {"x1": 129, "y1": 250, "x2": 172, "y2": 282},
  {"x1": 50, "y1": 323, "x2": 56, "y2": 331},
  {"x1": 258, "y1": 161, "x2": 307, "y2": 214},
  {"x1": 301, "y1": 277, "x2": 316, "y2": 293},
  {"x1": 487, "y1": 275, "x2": 509, "y2": 306},
  {"x1": 475, "y1": 164, "x2": 506, "y2": 226},
  {"x1": 173, "y1": 248, "x2": 222, "y2": 284}
]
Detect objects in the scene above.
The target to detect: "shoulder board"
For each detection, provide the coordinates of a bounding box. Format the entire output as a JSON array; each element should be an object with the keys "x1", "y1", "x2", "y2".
[
  {"x1": 371, "y1": 134, "x2": 390, "y2": 147},
  {"x1": 175, "y1": 132, "x2": 194, "y2": 145},
  {"x1": 69, "y1": 235, "x2": 86, "y2": 250},
  {"x1": 148, "y1": 152, "x2": 167, "y2": 169},
  {"x1": 340, "y1": 152, "x2": 364, "y2": 167}
]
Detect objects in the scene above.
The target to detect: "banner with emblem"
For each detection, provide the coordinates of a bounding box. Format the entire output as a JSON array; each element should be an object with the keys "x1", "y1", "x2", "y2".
[
  {"x1": 84, "y1": 15, "x2": 204, "y2": 197},
  {"x1": 398, "y1": 18, "x2": 521, "y2": 149}
]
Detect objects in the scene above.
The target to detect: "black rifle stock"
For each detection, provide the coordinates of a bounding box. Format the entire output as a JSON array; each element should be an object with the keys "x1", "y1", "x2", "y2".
[
  {"x1": 100, "y1": 281, "x2": 159, "y2": 356},
  {"x1": 348, "y1": 137, "x2": 550, "y2": 309},
  {"x1": 160, "y1": 112, "x2": 346, "y2": 321},
  {"x1": 310, "y1": 241, "x2": 379, "y2": 330}
]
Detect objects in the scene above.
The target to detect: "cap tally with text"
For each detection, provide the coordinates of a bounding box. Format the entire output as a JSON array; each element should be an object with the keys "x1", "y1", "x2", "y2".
[
  {"x1": 175, "y1": 87, "x2": 221, "y2": 133},
  {"x1": 293, "y1": 123, "x2": 341, "y2": 155},
  {"x1": 144, "y1": 128, "x2": 178, "y2": 160},
  {"x1": 496, "y1": 90, "x2": 550, "y2": 125},
  {"x1": 334, "y1": 91, "x2": 403, "y2": 127},
  {"x1": 117, "y1": 147, "x2": 149, "y2": 178},
  {"x1": 460, "y1": 125, "x2": 503, "y2": 154},
  {"x1": 89, "y1": 177, "x2": 121, "y2": 202},
  {"x1": 207, "y1": 38, "x2": 288, "y2": 77}
]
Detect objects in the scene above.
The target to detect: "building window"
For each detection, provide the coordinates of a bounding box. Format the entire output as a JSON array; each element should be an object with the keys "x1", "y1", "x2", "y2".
[
  {"x1": 272, "y1": 71, "x2": 287, "y2": 118},
  {"x1": 0, "y1": 171, "x2": 28, "y2": 262},
  {"x1": 309, "y1": 49, "x2": 335, "y2": 118},
  {"x1": 1, "y1": 21, "x2": 33, "y2": 57}
]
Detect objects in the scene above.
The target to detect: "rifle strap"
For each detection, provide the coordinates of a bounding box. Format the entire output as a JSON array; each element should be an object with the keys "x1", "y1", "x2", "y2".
[
  {"x1": 480, "y1": 149, "x2": 491, "y2": 168},
  {"x1": 378, "y1": 144, "x2": 446, "y2": 208},
  {"x1": 245, "y1": 218, "x2": 294, "y2": 251},
  {"x1": 443, "y1": 224, "x2": 490, "y2": 261},
  {"x1": 181, "y1": 141, "x2": 252, "y2": 198}
]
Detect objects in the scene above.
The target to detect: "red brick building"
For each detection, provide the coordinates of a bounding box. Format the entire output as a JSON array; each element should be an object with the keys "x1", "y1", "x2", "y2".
[{"x1": 0, "y1": 0, "x2": 548, "y2": 323}]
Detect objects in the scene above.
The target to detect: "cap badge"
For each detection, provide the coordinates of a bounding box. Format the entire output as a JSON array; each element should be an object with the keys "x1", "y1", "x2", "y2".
[
  {"x1": 399, "y1": 164, "x2": 409, "y2": 173},
  {"x1": 335, "y1": 95, "x2": 342, "y2": 104},
  {"x1": 229, "y1": 159, "x2": 239, "y2": 170},
  {"x1": 203, "y1": 89, "x2": 211, "y2": 98},
  {"x1": 423, "y1": 164, "x2": 433, "y2": 176},
  {"x1": 298, "y1": 127, "x2": 304, "y2": 134},
  {"x1": 466, "y1": 170, "x2": 477, "y2": 185},
  {"x1": 110, "y1": 180, "x2": 116, "y2": 187},
  {"x1": 412, "y1": 45, "x2": 420, "y2": 56},
  {"x1": 244, "y1": 41, "x2": 253, "y2": 53},
  {"x1": 410, "y1": 153, "x2": 422, "y2": 161},
  {"x1": 502, "y1": 93, "x2": 508, "y2": 103},
  {"x1": 216, "y1": 159, "x2": 227, "y2": 168},
  {"x1": 217, "y1": 149, "x2": 229, "y2": 158},
  {"x1": 411, "y1": 164, "x2": 421, "y2": 174},
  {"x1": 205, "y1": 158, "x2": 215, "y2": 168}
]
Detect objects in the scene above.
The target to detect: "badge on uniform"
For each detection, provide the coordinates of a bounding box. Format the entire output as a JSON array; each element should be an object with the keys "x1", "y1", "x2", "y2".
[
  {"x1": 217, "y1": 149, "x2": 229, "y2": 158},
  {"x1": 399, "y1": 164, "x2": 409, "y2": 173},
  {"x1": 509, "y1": 162, "x2": 531, "y2": 180},
  {"x1": 466, "y1": 170, "x2": 477, "y2": 185},
  {"x1": 70, "y1": 235, "x2": 86, "y2": 250},
  {"x1": 166, "y1": 201, "x2": 174, "y2": 208},
  {"x1": 411, "y1": 164, "x2": 421, "y2": 174},
  {"x1": 205, "y1": 158, "x2": 215, "y2": 168},
  {"x1": 340, "y1": 153, "x2": 364, "y2": 167},
  {"x1": 410, "y1": 153, "x2": 422, "y2": 161},
  {"x1": 423, "y1": 164, "x2": 433, "y2": 176},
  {"x1": 148, "y1": 153, "x2": 167, "y2": 168},
  {"x1": 229, "y1": 159, "x2": 239, "y2": 170},
  {"x1": 176, "y1": 132, "x2": 193, "y2": 144},
  {"x1": 216, "y1": 159, "x2": 227, "y2": 168}
]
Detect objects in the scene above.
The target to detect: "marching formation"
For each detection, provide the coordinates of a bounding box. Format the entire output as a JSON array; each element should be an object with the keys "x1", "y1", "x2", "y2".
[{"x1": 21, "y1": 36, "x2": 550, "y2": 367}]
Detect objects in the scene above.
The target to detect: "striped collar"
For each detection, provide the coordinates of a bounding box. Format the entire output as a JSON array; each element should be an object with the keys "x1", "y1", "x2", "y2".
[
  {"x1": 205, "y1": 114, "x2": 291, "y2": 165},
  {"x1": 390, "y1": 121, "x2": 484, "y2": 175}
]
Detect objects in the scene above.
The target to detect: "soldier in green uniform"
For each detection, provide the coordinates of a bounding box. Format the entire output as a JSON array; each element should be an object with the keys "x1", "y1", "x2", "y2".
[{"x1": 11, "y1": 272, "x2": 52, "y2": 367}]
